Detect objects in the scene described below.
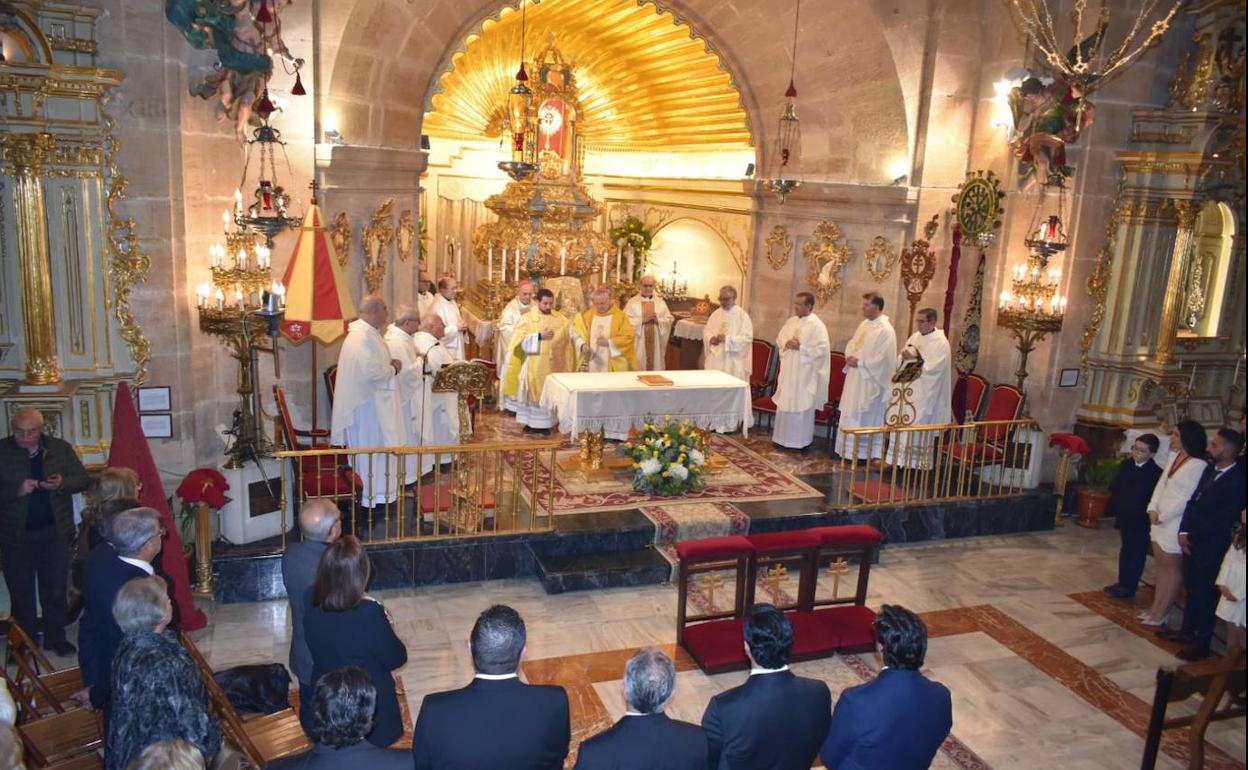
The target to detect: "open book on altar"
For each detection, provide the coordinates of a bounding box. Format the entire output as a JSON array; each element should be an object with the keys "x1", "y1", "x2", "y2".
[{"x1": 637, "y1": 374, "x2": 674, "y2": 386}]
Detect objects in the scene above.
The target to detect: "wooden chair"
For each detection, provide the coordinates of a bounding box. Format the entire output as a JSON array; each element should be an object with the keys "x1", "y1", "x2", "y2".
[
  {"x1": 1141, "y1": 649, "x2": 1245, "y2": 769},
  {"x1": 748, "y1": 340, "x2": 777, "y2": 399},
  {"x1": 751, "y1": 348, "x2": 784, "y2": 429},
  {"x1": 323, "y1": 364, "x2": 338, "y2": 409},
  {"x1": 40, "y1": 752, "x2": 105, "y2": 770},
  {"x1": 815, "y1": 351, "x2": 848, "y2": 451},
  {"x1": 5, "y1": 623, "x2": 82, "y2": 719},
  {"x1": 180, "y1": 632, "x2": 312, "y2": 767},
  {"x1": 16, "y1": 707, "x2": 103, "y2": 766}
]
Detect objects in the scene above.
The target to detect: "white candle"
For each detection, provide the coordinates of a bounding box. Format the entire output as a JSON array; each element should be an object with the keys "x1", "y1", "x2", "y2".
[
  {"x1": 601, "y1": 251, "x2": 607, "y2": 283},
  {"x1": 222, "y1": 209, "x2": 231, "y2": 233},
  {"x1": 616, "y1": 249, "x2": 622, "y2": 282},
  {"x1": 488, "y1": 245, "x2": 494, "y2": 280},
  {"x1": 626, "y1": 247, "x2": 634, "y2": 280},
  {"x1": 501, "y1": 248, "x2": 508, "y2": 282},
  {"x1": 234, "y1": 188, "x2": 243, "y2": 215},
  {"x1": 235, "y1": 288, "x2": 244, "y2": 310},
  {"x1": 215, "y1": 288, "x2": 225, "y2": 311},
  {"x1": 1234, "y1": 356, "x2": 1242, "y2": 386},
  {"x1": 1189, "y1": 363, "x2": 1196, "y2": 392},
  {"x1": 515, "y1": 244, "x2": 521, "y2": 281},
  {"x1": 456, "y1": 244, "x2": 462, "y2": 280},
  {"x1": 560, "y1": 244, "x2": 567, "y2": 276}
]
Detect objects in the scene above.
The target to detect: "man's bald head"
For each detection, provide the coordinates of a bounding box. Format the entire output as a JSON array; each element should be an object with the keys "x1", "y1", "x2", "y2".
[
  {"x1": 11, "y1": 407, "x2": 45, "y2": 451},
  {"x1": 360, "y1": 295, "x2": 388, "y2": 329},
  {"x1": 421, "y1": 313, "x2": 446, "y2": 339},
  {"x1": 394, "y1": 303, "x2": 420, "y2": 334},
  {"x1": 639, "y1": 275, "x2": 657, "y2": 297},
  {"x1": 298, "y1": 499, "x2": 341, "y2": 543}
]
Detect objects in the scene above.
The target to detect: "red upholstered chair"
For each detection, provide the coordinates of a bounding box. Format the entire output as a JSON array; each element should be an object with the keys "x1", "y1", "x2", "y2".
[
  {"x1": 751, "y1": 349, "x2": 782, "y2": 429},
  {"x1": 749, "y1": 340, "x2": 776, "y2": 399},
  {"x1": 323, "y1": 365, "x2": 338, "y2": 409},
  {"x1": 273, "y1": 386, "x2": 360, "y2": 501},
  {"x1": 805, "y1": 525, "x2": 884, "y2": 652},
  {"x1": 815, "y1": 351, "x2": 848, "y2": 451},
  {"x1": 961, "y1": 373, "x2": 988, "y2": 423},
  {"x1": 676, "y1": 536, "x2": 756, "y2": 673},
  {"x1": 944, "y1": 383, "x2": 1025, "y2": 465}
]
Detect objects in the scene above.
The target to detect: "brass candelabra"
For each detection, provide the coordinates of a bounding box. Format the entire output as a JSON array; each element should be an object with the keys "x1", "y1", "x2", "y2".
[{"x1": 996, "y1": 217, "x2": 1068, "y2": 392}]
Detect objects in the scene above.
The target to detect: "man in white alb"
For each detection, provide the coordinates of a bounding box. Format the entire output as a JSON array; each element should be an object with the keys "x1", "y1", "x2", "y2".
[
  {"x1": 624, "y1": 275, "x2": 674, "y2": 371},
  {"x1": 703, "y1": 285, "x2": 753, "y2": 381},
  {"x1": 416, "y1": 268, "x2": 437, "y2": 320},
  {"x1": 884, "y1": 308, "x2": 952, "y2": 469},
  {"x1": 330, "y1": 295, "x2": 404, "y2": 508},
  {"x1": 496, "y1": 280, "x2": 534, "y2": 414},
  {"x1": 772, "y1": 292, "x2": 831, "y2": 451},
  {"x1": 836, "y1": 293, "x2": 898, "y2": 461},
  {"x1": 383, "y1": 304, "x2": 426, "y2": 483},
  {"x1": 411, "y1": 314, "x2": 460, "y2": 471},
  {"x1": 431, "y1": 276, "x2": 469, "y2": 361}
]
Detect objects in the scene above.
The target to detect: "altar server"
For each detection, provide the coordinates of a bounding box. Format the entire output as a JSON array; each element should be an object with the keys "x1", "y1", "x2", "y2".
[
  {"x1": 411, "y1": 315, "x2": 460, "y2": 472},
  {"x1": 383, "y1": 304, "x2": 426, "y2": 482},
  {"x1": 504, "y1": 289, "x2": 574, "y2": 434},
  {"x1": 703, "y1": 285, "x2": 753, "y2": 381},
  {"x1": 772, "y1": 292, "x2": 831, "y2": 451},
  {"x1": 331, "y1": 296, "x2": 404, "y2": 507},
  {"x1": 431, "y1": 276, "x2": 469, "y2": 361},
  {"x1": 416, "y1": 268, "x2": 437, "y2": 319},
  {"x1": 836, "y1": 293, "x2": 898, "y2": 460},
  {"x1": 573, "y1": 286, "x2": 637, "y2": 373},
  {"x1": 496, "y1": 280, "x2": 535, "y2": 414},
  {"x1": 884, "y1": 308, "x2": 951, "y2": 468},
  {"x1": 624, "y1": 275, "x2": 674, "y2": 371}
]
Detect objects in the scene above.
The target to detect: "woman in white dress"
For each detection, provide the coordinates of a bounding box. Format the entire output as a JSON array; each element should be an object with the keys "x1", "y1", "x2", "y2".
[
  {"x1": 1215, "y1": 514, "x2": 1245, "y2": 653},
  {"x1": 1140, "y1": 421, "x2": 1208, "y2": 626}
]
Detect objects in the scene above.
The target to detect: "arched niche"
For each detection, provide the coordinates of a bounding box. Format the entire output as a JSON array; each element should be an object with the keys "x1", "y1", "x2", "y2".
[
  {"x1": 649, "y1": 218, "x2": 743, "y2": 302},
  {"x1": 0, "y1": 7, "x2": 54, "y2": 65},
  {"x1": 1178, "y1": 200, "x2": 1237, "y2": 340}
]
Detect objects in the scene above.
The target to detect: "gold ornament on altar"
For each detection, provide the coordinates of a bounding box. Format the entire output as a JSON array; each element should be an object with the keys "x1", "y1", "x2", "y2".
[
  {"x1": 863, "y1": 235, "x2": 898, "y2": 282},
  {"x1": 432, "y1": 361, "x2": 493, "y2": 443},
  {"x1": 804, "y1": 220, "x2": 853, "y2": 303},
  {"x1": 901, "y1": 214, "x2": 940, "y2": 335},
  {"x1": 765, "y1": 225, "x2": 793, "y2": 270},
  {"x1": 330, "y1": 212, "x2": 352, "y2": 267},
  {"x1": 362, "y1": 199, "x2": 395, "y2": 294}
]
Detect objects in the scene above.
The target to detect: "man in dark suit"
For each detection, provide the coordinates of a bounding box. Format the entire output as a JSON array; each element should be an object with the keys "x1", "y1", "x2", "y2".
[
  {"x1": 281, "y1": 499, "x2": 341, "y2": 731},
  {"x1": 267, "y1": 666, "x2": 409, "y2": 770},
  {"x1": 76, "y1": 505, "x2": 163, "y2": 710},
  {"x1": 701, "y1": 603, "x2": 831, "y2": 770},
  {"x1": 821, "y1": 605, "x2": 952, "y2": 770},
  {"x1": 412, "y1": 604, "x2": 570, "y2": 769},
  {"x1": 1164, "y1": 429, "x2": 1246, "y2": 660},
  {"x1": 575, "y1": 647, "x2": 706, "y2": 770},
  {"x1": 1103, "y1": 434, "x2": 1163, "y2": 599},
  {"x1": 0, "y1": 407, "x2": 90, "y2": 655}
]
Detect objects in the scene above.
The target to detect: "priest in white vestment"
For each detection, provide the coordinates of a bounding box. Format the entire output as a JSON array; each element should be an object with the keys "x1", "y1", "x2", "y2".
[
  {"x1": 383, "y1": 304, "x2": 426, "y2": 483},
  {"x1": 624, "y1": 275, "x2": 674, "y2": 371},
  {"x1": 703, "y1": 285, "x2": 753, "y2": 381},
  {"x1": 430, "y1": 276, "x2": 469, "y2": 361},
  {"x1": 411, "y1": 314, "x2": 460, "y2": 472},
  {"x1": 503, "y1": 288, "x2": 574, "y2": 433},
  {"x1": 836, "y1": 293, "x2": 898, "y2": 460},
  {"x1": 330, "y1": 296, "x2": 404, "y2": 507},
  {"x1": 884, "y1": 308, "x2": 952, "y2": 469},
  {"x1": 772, "y1": 292, "x2": 831, "y2": 450},
  {"x1": 415, "y1": 268, "x2": 437, "y2": 320},
  {"x1": 495, "y1": 280, "x2": 534, "y2": 414}
]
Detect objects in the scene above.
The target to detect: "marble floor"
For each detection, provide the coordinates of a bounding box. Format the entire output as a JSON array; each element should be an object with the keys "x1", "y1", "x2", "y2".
[{"x1": 178, "y1": 524, "x2": 1245, "y2": 769}]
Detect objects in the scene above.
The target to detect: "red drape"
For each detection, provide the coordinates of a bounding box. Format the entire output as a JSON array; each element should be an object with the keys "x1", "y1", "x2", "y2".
[{"x1": 107, "y1": 382, "x2": 208, "y2": 631}]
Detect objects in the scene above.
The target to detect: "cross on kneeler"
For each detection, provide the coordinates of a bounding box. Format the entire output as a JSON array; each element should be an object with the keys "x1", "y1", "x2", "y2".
[
  {"x1": 762, "y1": 564, "x2": 789, "y2": 605},
  {"x1": 698, "y1": 571, "x2": 726, "y2": 612},
  {"x1": 827, "y1": 557, "x2": 851, "y2": 599}
]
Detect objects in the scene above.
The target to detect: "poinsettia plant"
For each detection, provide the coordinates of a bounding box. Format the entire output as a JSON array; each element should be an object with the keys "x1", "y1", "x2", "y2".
[
  {"x1": 174, "y1": 468, "x2": 230, "y2": 543},
  {"x1": 620, "y1": 416, "x2": 708, "y2": 497}
]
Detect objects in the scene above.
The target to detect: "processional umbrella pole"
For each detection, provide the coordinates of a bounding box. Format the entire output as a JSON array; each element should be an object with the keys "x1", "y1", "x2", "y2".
[
  {"x1": 764, "y1": 0, "x2": 803, "y2": 204},
  {"x1": 499, "y1": 0, "x2": 538, "y2": 181}
]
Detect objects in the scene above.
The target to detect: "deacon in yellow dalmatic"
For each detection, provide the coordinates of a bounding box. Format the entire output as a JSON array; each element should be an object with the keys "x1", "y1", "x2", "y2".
[
  {"x1": 504, "y1": 288, "x2": 575, "y2": 433},
  {"x1": 572, "y1": 285, "x2": 637, "y2": 373}
]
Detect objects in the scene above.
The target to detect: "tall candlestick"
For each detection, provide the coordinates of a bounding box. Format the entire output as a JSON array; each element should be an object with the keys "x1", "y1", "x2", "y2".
[
  {"x1": 1188, "y1": 363, "x2": 1196, "y2": 392},
  {"x1": 501, "y1": 248, "x2": 508, "y2": 282},
  {"x1": 456, "y1": 243, "x2": 462, "y2": 280},
  {"x1": 515, "y1": 244, "x2": 521, "y2": 281},
  {"x1": 488, "y1": 245, "x2": 494, "y2": 281},
  {"x1": 560, "y1": 244, "x2": 567, "y2": 276},
  {"x1": 1234, "y1": 356, "x2": 1242, "y2": 386},
  {"x1": 626, "y1": 246, "x2": 635, "y2": 280},
  {"x1": 616, "y1": 249, "x2": 622, "y2": 282}
]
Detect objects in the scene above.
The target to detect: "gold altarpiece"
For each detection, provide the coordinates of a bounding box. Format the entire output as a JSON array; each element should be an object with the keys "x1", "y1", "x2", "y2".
[
  {"x1": 1077, "y1": 0, "x2": 1245, "y2": 436},
  {"x1": 0, "y1": 3, "x2": 149, "y2": 464}
]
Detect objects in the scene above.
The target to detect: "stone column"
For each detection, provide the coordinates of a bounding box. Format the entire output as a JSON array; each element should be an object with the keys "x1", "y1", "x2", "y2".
[
  {"x1": 1154, "y1": 199, "x2": 1200, "y2": 365},
  {"x1": 3, "y1": 132, "x2": 60, "y2": 385}
]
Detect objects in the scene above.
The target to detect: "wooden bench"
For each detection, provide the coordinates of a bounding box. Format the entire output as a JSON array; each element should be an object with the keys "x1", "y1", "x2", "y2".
[
  {"x1": 16, "y1": 708, "x2": 103, "y2": 766},
  {"x1": 5, "y1": 624, "x2": 83, "y2": 720},
  {"x1": 1141, "y1": 649, "x2": 1246, "y2": 769}
]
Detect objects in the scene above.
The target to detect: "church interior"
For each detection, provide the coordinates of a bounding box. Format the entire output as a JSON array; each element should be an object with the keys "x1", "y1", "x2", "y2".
[{"x1": 0, "y1": 0, "x2": 1245, "y2": 767}]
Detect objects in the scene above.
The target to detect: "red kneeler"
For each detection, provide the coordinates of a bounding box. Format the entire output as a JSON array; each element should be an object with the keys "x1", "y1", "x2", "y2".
[
  {"x1": 804, "y1": 525, "x2": 885, "y2": 652},
  {"x1": 676, "y1": 536, "x2": 756, "y2": 674}
]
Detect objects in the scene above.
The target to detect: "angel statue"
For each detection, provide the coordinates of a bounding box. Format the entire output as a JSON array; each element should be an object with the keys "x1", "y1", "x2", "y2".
[{"x1": 1008, "y1": 75, "x2": 1094, "y2": 188}]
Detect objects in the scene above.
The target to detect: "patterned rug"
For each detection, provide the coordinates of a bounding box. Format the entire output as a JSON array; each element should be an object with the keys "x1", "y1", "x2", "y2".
[{"x1": 514, "y1": 434, "x2": 822, "y2": 515}]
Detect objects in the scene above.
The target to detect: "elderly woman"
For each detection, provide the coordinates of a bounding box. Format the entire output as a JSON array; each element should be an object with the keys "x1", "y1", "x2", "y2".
[
  {"x1": 303, "y1": 535, "x2": 407, "y2": 748},
  {"x1": 126, "y1": 739, "x2": 206, "y2": 770},
  {"x1": 106, "y1": 576, "x2": 220, "y2": 770},
  {"x1": 69, "y1": 467, "x2": 142, "y2": 622}
]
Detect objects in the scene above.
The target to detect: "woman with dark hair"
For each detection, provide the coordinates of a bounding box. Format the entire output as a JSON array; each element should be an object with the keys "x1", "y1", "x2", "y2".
[
  {"x1": 1141, "y1": 420, "x2": 1208, "y2": 626},
  {"x1": 105, "y1": 576, "x2": 220, "y2": 770},
  {"x1": 302, "y1": 536, "x2": 407, "y2": 748}
]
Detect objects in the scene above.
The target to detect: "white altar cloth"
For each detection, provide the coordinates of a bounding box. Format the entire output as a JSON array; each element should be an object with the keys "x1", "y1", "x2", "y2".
[
  {"x1": 673, "y1": 317, "x2": 706, "y2": 341},
  {"x1": 540, "y1": 370, "x2": 753, "y2": 439}
]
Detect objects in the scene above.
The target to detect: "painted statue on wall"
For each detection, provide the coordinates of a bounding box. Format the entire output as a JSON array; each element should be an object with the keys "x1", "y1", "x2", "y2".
[{"x1": 1008, "y1": 75, "x2": 1095, "y2": 188}]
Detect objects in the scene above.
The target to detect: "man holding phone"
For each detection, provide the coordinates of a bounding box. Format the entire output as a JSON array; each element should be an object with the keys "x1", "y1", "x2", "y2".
[{"x1": 0, "y1": 407, "x2": 90, "y2": 655}]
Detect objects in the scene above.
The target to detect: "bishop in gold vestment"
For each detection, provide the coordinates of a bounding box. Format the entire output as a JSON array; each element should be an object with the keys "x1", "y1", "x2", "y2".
[
  {"x1": 572, "y1": 286, "x2": 637, "y2": 372},
  {"x1": 503, "y1": 289, "x2": 574, "y2": 432}
]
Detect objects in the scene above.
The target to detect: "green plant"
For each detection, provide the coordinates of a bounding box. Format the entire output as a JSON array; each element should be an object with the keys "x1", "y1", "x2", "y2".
[
  {"x1": 171, "y1": 496, "x2": 197, "y2": 544},
  {"x1": 1080, "y1": 457, "x2": 1121, "y2": 491},
  {"x1": 608, "y1": 215, "x2": 653, "y2": 282}
]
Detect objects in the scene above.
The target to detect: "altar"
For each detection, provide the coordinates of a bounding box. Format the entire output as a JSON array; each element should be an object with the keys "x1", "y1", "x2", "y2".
[{"x1": 539, "y1": 369, "x2": 753, "y2": 439}]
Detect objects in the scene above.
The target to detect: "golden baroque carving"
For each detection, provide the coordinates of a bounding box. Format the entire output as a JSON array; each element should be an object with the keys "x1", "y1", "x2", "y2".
[
  {"x1": 1080, "y1": 177, "x2": 1126, "y2": 369},
  {"x1": 431, "y1": 361, "x2": 492, "y2": 442},
  {"x1": 99, "y1": 114, "x2": 152, "y2": 384},
  {"x1": 1170, "y1": 198, "x2": 1201, "y2": 231},
  {"x1": 765, "y1": 225, "x2": 792, "y2": 270},
  {"x1": 901, "y1": 214, "x2": 940, "y2": 333},
  {"x1": 362, "y1": 199, "x2": 395, "y2": 294},
  {"x1": 863, "y1": 235, "x2": 898, "y2": 282},
  {"x1": 1168, "y1": 32, "x2": 1215, "y2": 111},
  {"x1": 330, "y1": 212, "x2": 351, "y2": 267},
  {"x1": 804, "y1": 220, "x2": 853, "y2": 304},
  {"x1": 397, "y1": 209, "x2": 416, "y2": 262}
]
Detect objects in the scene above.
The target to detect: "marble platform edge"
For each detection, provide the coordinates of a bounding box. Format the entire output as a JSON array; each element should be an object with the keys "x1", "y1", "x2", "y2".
[{"x1": 535, "y1": 547, "x2": 671, "y2": 594}]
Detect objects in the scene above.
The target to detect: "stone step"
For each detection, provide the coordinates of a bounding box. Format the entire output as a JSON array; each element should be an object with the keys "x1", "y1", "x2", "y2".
[{"x1": 535, "y1": 547, "x2": 670, "y2": 594}]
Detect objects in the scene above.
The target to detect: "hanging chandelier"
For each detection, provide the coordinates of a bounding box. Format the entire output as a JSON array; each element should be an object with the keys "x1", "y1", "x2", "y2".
[
  {"x1": 233, "y1": 103, "x2": 302, "y2": 248},
  {"x1": 1004, "y1": 0, "x2": 1183, "y2": 96},
  {"x1": 764, "y1": 0, "x2": 803, "y2": 204},
  {"x1": 498, "y1": 0, "x2": 538, "y2": 181}
]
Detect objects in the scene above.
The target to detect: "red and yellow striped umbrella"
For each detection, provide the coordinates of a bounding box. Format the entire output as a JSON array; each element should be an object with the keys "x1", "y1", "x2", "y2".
[{"x1": 280, "y1": 203, "x2": 356, "y2": 344}]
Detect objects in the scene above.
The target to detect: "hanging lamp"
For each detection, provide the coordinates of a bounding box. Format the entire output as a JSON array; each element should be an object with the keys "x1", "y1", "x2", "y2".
[
  {"x1": 498, "y1": 0, "x2": 538, "y2": 181},
  {"x1": 764, "y1": 0, "x2": 803, "y2": 204}
]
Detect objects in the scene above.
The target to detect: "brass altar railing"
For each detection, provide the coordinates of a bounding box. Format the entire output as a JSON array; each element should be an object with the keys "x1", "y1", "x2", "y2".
[
  {"x1": 830, "y1": 417, "x2": 1042, "y2": 509},
  {"x1": 273, "y1": 439, "x2": 561, "y2": 546}
]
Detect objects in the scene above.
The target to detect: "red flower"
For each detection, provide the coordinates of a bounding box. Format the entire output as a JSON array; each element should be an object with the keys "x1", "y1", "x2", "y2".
[
  {"x1": 176, "y1": 468, "x2": 231, "y2": 509},
  {"x1": 1049, "y1": 432, "x2": 1089, "y2": 457}
]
